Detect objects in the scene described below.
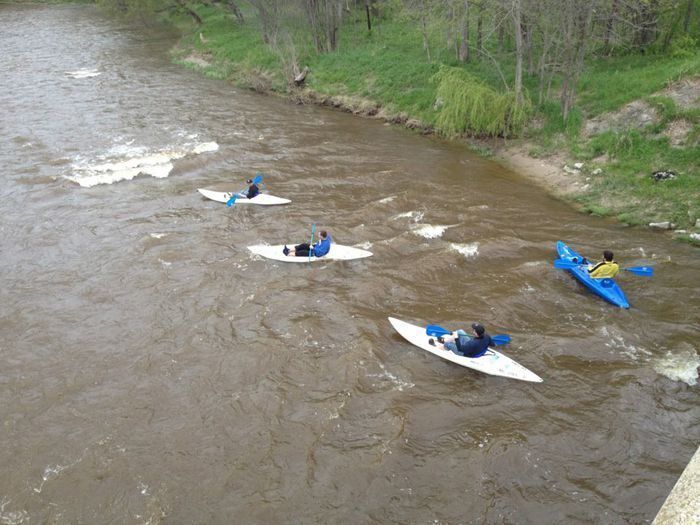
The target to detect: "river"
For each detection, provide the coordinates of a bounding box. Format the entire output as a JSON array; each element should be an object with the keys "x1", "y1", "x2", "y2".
[{"x1": 1, "y1": 4, "x2": 698, "y2": 524}]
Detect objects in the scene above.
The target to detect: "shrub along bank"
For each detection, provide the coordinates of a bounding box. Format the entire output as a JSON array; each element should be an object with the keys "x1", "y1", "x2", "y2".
[{"x1": 162, "y1": 3, "x2": 699, "y2": 239}]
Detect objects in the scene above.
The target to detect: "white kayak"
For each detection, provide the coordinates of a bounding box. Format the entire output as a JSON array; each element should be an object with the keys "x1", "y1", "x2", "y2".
[
  {"x1": 248, "y1": 244, "x2": 373, "y2": 263},
  {"x1": 197, "y1": 188, "x2": 291, "y2": 205},
  {"x1": 388, "y1": 317, "x2": 543, "y2": 383}
]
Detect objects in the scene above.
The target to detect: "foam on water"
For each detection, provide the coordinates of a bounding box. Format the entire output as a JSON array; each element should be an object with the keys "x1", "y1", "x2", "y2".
[
  {"x1": 67, "y1": 140, "x2": 219, "y2": 187},
  {"x1": 192, "y1": 141, "x2": 219, "y2": 154},
  {"x1": 378, "y1": 195, "x2": 396, "y2": 204},
  {"x1": 368, "y1": 362, "x2": 414, "y2": 392},
  {"x1": 354, "y1": 241, "x2": 372, "y2": 250},
  {"x1": 392, "y1": 210, "x2": 424, "y2": 223},
  {"x1": 411, "y1": 224, "x2": 450, "y2": 239},
  {"x1": 65, "y1": 68, "x2": 101, "y2": 78},
  {"x1": 0, "y1": 497, "x2": 29, "y2": 525},
  {"x1": 600, "y1": 326, "x2": 651, "y2": 361},
  {"x1": 450, "y1": 242, "x2": 479, "y2": 258},
  {"x1": 392, "y1": 210, "x2": 416, "y2": 220},
  {"x1": 653, "y1": 347, "x2": 700, "y2": 386}
]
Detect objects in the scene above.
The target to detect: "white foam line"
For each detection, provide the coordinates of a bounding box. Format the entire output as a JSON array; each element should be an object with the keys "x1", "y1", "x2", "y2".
[
  {"x1": 653, "y1": 348, "x2": 700, "y2": 386},
  {"x1": 411, "y1": 224, "x2": 450, "y2": 239},
  {"x1": 68, "y1": 141, "x2": 219, "y2": 187},
  {"x1": 193, "y1": 141, "x2": 218, "y2": 154},
  {"x1": 65, "y1": 68, "x2": 101, "y2": 79},
  {"x1": 450, "y1": 242, "x2": 479, "y2": 258}
]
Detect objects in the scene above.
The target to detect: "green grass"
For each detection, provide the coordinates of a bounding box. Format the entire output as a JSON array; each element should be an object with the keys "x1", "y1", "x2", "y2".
[
  {"x1": 577, "y1": 53, "x2": 700, "y2": 116},
  {"x1": 168, "y1": 5, "x2": 285, "y2": 88},
  {"x1": 160, "y1": 2, "x2": 700, "y2": 230},
  {"x1": 577, "y1": 130, "x2": 699, "y2": 226},
  {"x1": 306, "y1": 20, "x2": 443, "y2": 123}
]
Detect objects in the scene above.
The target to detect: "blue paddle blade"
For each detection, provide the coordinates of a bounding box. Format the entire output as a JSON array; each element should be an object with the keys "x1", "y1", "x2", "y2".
[
  {"x1": 252, "y1": 174, "x2": 263, "y2": 184},
  {"x1": 226, "y1": 194, "x2": 237, "y2": 207},
  {"x1": 623, "y1": 266, "x2": 654, "y2": 276},
  {"x1": 426, "y1": 324, "x2": 451, "y2": 337},
  {"x1": 491, "y1": 334, "x2": 511, "y2": 345}
]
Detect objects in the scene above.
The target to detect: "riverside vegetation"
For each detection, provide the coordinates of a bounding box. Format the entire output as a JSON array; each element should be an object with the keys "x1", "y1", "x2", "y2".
[{"x1": 96, "y1": 0, "x2": 699, "y2": 241}]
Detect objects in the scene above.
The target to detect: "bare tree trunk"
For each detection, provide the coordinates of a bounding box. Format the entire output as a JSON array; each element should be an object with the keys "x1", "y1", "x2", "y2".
[
  {"x1": 603, "y1": 0, "x2": 619, "y2": 54},
  {"x1": 683, "y1": 0, "x2": 693, "y2": 33},
  {"x1": 560, "y1": 2, "x2": 593, "y2": 121},
  {"x1": 632, "y1": 0, "x2": 660, "y2": 51},
  {"x1": 249, "y1": 0, "x2": 279, "y2": 45},
  {"x1": 419, "y1": 0, "x2": 432, "y2": 62},
  {"x1": 524, "y1": 18, "x2": 535, "y2": 75},
  {"x1": 305, "y1": 0, "x2": 325, "y2": 52},
  {"x1": 476, "y1": 0, "x2": 483, "y2": 58},
  {"x1": 662, "y1": 9, "x2": 684, "y2": 52},
  {"x1": 365, "y1": 0, "x2": 371, "y2": 32},
  {"x1": 459, "y1": 0, "x2": 471, "y2": 62},
  {"x1": 226, "y1": 0, "x2": 245, "y2": 23},
  {"x1": 445, "y1": 2, "x2": 456, "y2": 59},
  {"x1": 512, "y1": 0, "x2": 524, "y2": 103},
  {"x1": 537, "y1": 31, "x2": 552, "y2": 105}
]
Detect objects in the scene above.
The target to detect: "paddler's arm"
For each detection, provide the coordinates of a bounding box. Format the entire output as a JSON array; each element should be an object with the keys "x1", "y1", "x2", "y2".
[{"x1": 587, "y1": 261, "x2": 605, "y2": 274}]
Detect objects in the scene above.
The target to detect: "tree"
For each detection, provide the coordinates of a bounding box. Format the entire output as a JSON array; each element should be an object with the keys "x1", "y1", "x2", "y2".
[
  {"x1": 511, "y1": 0, "x2": 524, "y2": 104},
  {"x1": 559, "y1": 0, "x2": 594, "y2": 121},
  {"x1": 248, "y1": 0, "x2": 281, "y2": 44},
  {"x1": 303, "y1": 0, "x2": 346, "y2": 52}
]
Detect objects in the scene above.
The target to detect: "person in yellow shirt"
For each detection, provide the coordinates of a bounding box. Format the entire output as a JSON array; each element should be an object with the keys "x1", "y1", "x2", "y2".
[{"x1": 587, "y1": 250, "x2": 620, "y2": 279}]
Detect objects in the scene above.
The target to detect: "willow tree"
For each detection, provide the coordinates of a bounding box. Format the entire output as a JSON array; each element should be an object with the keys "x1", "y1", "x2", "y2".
[{"x1": 433, "y1": 66, "x2": 531, "y2": 137}]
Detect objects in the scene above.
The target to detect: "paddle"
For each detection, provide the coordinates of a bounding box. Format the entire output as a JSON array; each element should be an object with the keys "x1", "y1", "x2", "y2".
[
  {"x1": 226, "y1": 174, "x2": 263, "y2": 207},
  {"x1": 425, "y1": 325, "x2": 511, "y2": 346},
  {"x1": 553, "y1": 259, "x2": 653, "y2": 276},
  {"x1": 308, "y1": 223, "x2": 315, "y2": 262}
]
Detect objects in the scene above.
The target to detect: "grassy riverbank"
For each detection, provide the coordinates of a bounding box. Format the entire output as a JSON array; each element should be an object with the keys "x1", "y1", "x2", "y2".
[{"x1": 166, "y1": 4, "x2": 699, "y2": 239}]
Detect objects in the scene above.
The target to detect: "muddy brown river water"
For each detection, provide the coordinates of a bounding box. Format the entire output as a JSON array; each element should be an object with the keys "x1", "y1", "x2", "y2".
[{"x1": 1, "y1": 4, "x2": 698, "y2": 524}]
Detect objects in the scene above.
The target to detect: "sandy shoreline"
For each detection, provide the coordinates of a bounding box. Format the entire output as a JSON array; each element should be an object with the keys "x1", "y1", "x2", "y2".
[{"x1": 491, "y1": 142, "x2": 585, "y2": 198}]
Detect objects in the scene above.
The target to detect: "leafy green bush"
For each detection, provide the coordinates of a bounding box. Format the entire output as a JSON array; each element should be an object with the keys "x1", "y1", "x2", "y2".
[
  {"x1": 670, "y1": 35, "x2": 698, "y2": 58},
  {"x1": 432, "y1": 66, "x2": 531, "y2": 137}
]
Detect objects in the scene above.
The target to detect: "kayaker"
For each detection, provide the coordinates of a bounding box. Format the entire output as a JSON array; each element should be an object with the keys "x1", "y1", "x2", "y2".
[
  {"x1": 587, "y1": 250, "x2": 620, "y2": 279},
  {"x1": 237, "y1": 179, "x2": 260, "y2": 200},
  {"x1": 431, "y1": 323, "x2": 493, "y2": 358},
  {"x1": 283, "y1": 230, "x2": 332, "y2": 258}
]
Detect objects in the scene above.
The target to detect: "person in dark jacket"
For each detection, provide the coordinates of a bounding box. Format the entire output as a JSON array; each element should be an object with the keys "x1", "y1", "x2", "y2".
[
  {"x1": 284, "y1": 230, "x2": 332, "y2": 258},
  {"x1": 433, "y1": 323, "x2": 493, "y2": 358},
  {"x1": 237, "y1": 179, "x2": 259, "y2": 200}
]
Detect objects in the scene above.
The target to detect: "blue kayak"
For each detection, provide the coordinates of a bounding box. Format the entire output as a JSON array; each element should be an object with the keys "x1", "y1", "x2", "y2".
[{"x1": 556, "y1": 241, "x2": 629, "y2": 308}]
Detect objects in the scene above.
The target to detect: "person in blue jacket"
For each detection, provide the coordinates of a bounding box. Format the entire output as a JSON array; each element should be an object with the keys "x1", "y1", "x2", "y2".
[
  {"x1": 283, "y1": 230, "x2": 332, "y2": 258},
  {"x1": 237, "y1": 179, "x2": 259, "y2": 200},
  {"x1": 431, "y1": 322, "x2": 493, "y2": 358}
]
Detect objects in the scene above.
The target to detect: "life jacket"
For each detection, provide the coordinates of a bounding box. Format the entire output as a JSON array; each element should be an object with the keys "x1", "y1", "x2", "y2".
[
  {"x1": 246, "y1": 184, "x2": 260, "y2": 199},
  {"x1": 588, "y1": 260, "x2": 620, "y2": 279},
  {"x1": 455, "y1": 333, "x2": 493, "y2": 358},
  {"x1": 312, "y1": 235, "x2": 332, "y2": 257}
]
